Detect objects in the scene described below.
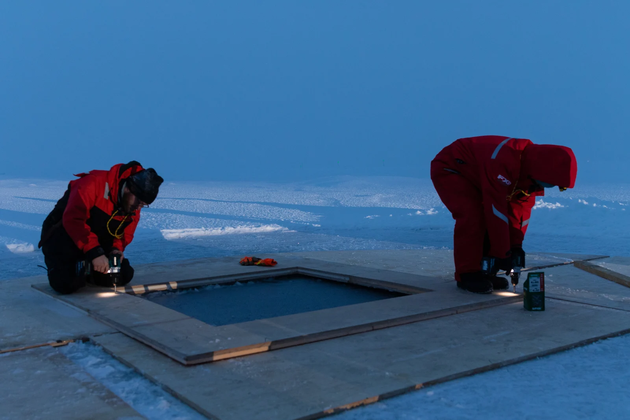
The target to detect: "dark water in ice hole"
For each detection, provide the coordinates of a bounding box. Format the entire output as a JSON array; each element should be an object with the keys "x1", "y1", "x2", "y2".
[{"x1": 141, "y1": 275, "x2": 405, "y2": 326}]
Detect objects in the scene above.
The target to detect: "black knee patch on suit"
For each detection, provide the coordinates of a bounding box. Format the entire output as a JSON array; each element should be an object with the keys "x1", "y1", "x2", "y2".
[{"x1": 46, "y1": 259, "x2": 85, "y2": 294}]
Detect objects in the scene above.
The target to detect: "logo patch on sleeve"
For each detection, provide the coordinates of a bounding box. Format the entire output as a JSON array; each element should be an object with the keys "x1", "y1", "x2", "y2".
[{"x1": 497, "y1": 174, "x2": 512, "y2": 186}]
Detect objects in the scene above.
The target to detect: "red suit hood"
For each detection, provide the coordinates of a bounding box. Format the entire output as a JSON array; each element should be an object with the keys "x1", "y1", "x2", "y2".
[{"x1": 521, "y1": 144, "x2": 577, "y2": 189}]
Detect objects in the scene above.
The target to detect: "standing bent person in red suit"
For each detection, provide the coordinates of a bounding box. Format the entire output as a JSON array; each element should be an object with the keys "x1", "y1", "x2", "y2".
[{"x1": 431, "y1": 135, "x2": 577, "y2": 294}]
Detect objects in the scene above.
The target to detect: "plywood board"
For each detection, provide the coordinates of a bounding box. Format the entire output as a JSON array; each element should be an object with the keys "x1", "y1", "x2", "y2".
[
  {"x1": 27, "y1": 253, "x2": 615, "y2": 371},
  {"x1": 544, "y1": 264, "x2": 630, "y2": 311},
  {"x1": 35, "y1": 279, "x2": 520, "y2": 365},
  {"x1": 574, "y1": 260, "x2": 630, "y2": 288},
  {"x1": 0, "y1": 277, "x2": 114, "y2": 351},
  {"x1": 34, "y1": 255, "x2": 525, "y2": 366},
  {"x1": 93, "y1": 298, "x2": 630, "y2": 420},
  {"x1": 281, "y1": 250, "x2": 607, "y2": 281}
]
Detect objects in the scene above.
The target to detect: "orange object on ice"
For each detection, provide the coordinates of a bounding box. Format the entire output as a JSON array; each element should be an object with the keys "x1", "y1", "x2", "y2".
[{"x1": 239, "y1": 256, "x2": 278, "y2": 267}]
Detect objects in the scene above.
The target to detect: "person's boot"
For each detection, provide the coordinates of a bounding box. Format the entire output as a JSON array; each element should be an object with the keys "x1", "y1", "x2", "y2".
[
  {"x1": 486, "y1": 275, "x2": 509, "y2": 290},
  {"x1": 457, "y1": 271, "x2": 493, "y2": 294}
]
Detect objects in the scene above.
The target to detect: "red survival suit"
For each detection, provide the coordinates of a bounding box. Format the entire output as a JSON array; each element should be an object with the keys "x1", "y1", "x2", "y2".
[
  {"x1": 40, "y1": 161, "x2": 146, "y2": 293},
  {"x1": 431, "y1": 136, "x2": 577, "y2": 281}
]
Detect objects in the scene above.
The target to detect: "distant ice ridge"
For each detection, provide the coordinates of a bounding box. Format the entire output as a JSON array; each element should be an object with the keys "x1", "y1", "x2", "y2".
[
  {"x1": 161, "y1": 224, "x2": 290, "y2": 240},
  {"x1": 6, "y1": 243, "x2": 35, "y2": 253},
  {"x1": 411, "y1": 208, "x2": 438, "y2": 216},
  {"x1": 534, "y1": 199, "x2": 564, "y2": 210},
  {"x1": 0, "y1": 235, "x2": 37, "y2": 254}
]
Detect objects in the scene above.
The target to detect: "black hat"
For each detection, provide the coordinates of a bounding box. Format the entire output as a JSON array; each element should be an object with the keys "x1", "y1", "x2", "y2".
[{"x1": 127, "y1": 168, "x2": 164, "y2": 205}]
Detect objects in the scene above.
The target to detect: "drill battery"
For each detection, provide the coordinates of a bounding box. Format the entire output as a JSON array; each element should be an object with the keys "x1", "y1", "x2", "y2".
[
  {"x1": 523, "y1": 272, "x2": 545, "y2": 311},
  {"x1": 76, "y1": 260, "x2": 92, "y2": 280}
]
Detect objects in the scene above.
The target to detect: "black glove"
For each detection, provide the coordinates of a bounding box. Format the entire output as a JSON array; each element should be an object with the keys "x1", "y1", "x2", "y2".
[
  {"x1": 495, "y1": 257, "x2": 513, "y2": 273},
  {"x1": 482, "y1": 256, "x2": 512, "y2": 275},
  {"x1": 510, "y1": 247, "x2": 526, "y2": 269}
]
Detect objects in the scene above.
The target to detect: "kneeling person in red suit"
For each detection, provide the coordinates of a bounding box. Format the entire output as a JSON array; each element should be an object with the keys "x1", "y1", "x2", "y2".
[{"x1": 39, "y1": 161, "x2": 163, "y2": 294}]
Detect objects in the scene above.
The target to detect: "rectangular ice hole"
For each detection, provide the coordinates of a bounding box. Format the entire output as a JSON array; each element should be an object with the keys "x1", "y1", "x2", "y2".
[{"x1": 140, "y1": 275, "x2": 405, "y2": 326}]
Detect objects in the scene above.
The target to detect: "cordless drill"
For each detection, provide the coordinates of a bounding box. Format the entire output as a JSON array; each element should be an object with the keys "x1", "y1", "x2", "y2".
[
  {"x1": 481, "y1": 253, "x2": 524, "y2": 292},
  {"x1": 76, "y1": 255, "x2": 122, "y2": 291},
  {"x1": 108, "y1": 254, "x2": 122, "y2": 291}
]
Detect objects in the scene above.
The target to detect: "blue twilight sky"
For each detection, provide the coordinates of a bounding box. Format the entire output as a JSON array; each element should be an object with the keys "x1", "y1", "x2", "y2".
[{"x1": 1, "y1": 1, "x2": 628, "y2": 183}]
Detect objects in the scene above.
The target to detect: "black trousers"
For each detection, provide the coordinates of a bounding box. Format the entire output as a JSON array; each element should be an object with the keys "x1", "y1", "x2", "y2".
[{"x1": 42, "y1": 228, "x2": 134, "y2": 294}]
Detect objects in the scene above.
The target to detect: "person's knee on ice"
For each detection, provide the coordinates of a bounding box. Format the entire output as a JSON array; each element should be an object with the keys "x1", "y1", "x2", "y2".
[
  {"x1": 39, "y1": 162, "x2": 162, "y2": 294},
  {"x1": 46, "y1": 258, "x2": 86, "y2": 294},
  {"x1": 431, "y1": 136, "x2": 577, "y2": 293}
]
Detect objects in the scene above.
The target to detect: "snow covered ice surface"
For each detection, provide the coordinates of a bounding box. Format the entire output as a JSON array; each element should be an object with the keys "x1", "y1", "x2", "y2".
[
  {"x1": 2, "y1": 176, "x2": 630, "y2": 419},
  {"x1": 2, "y1": 177, "x2": 630, "y2": 280},
  {"x1": 0, "y1": 176, "x2": 449, "y2": 279}
]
